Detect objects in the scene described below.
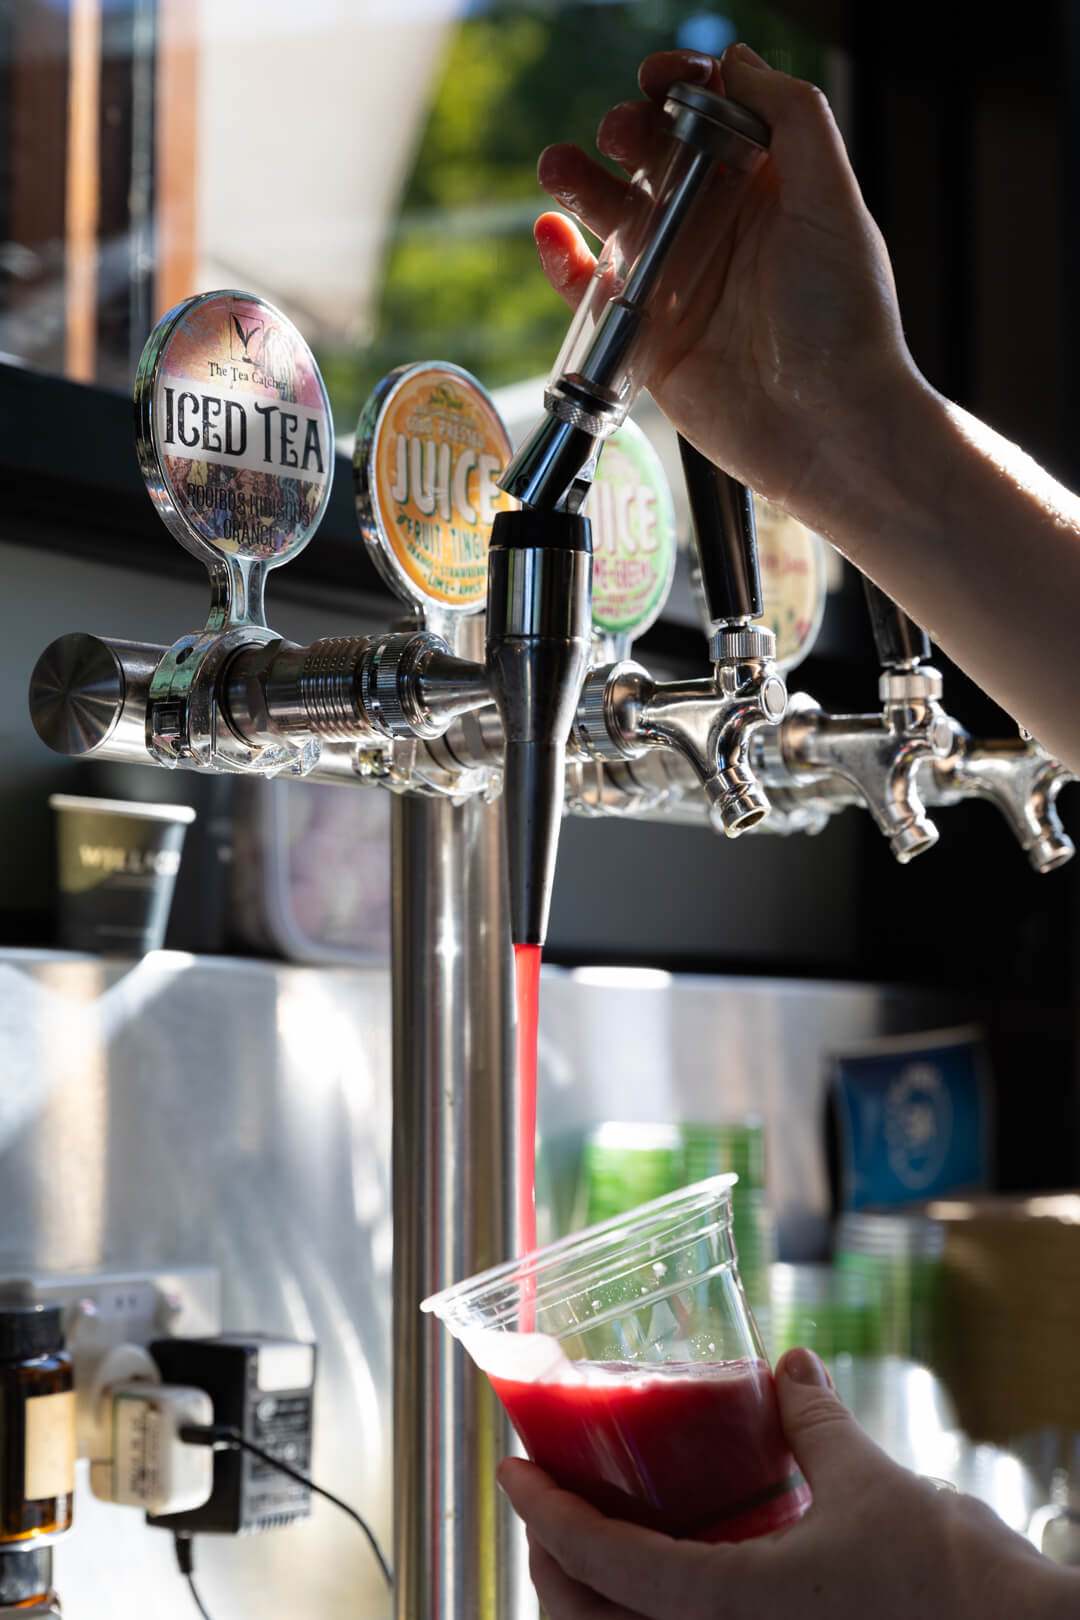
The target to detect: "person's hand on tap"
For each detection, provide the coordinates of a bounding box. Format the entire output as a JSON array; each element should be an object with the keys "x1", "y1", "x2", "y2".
[
  {"x1": 534, "y1": 45, "x2": 1080, "y2": 775},
  {"x1": 536, "y1": 45, "x2": 908, "y2": 543},
  {"x1": 498, "y1": 1347, "x2": 1080, "y2": 1620}
]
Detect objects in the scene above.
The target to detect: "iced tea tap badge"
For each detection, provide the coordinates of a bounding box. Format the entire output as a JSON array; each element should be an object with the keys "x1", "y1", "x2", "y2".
[{"x1": 136, "y1": 289, "x2": 333, "y2": 601}]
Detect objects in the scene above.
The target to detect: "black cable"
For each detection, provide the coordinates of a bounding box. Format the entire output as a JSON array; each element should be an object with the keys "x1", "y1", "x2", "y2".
[
  {"x1": 173, "y1": 1534, "x2": 215, "y2": 1620},
  {"x1": 180, "y1": 1423, "x2": 394, "y2": 1591}
]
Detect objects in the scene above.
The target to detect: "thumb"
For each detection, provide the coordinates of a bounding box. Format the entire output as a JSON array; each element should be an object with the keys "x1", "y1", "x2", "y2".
[
  {"x1": 774, "y1": 1347, "x2": 891, "y2": 1500},
  {"x1": 720, "y1": 43, "x2": 864, "y2": 218}
]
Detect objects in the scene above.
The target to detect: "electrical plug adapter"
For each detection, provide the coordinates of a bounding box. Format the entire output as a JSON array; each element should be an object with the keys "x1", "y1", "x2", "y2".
[{"x1": 90, "y1": 1381, "x2": 214, "y2": 1515}]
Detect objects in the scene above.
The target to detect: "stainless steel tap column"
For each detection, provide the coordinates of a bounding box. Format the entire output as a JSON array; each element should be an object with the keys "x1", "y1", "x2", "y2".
[{"x1": 391, "y1": 619, "x2": 530, "y2": 1620}]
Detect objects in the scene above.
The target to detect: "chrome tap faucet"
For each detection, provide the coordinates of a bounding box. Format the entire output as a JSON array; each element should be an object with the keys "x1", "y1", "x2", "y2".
[
  {"x1": 574, "y1": 440, "x2": 786, "y2": 833},
  {"x1": 924, "y1": 730, "x2": 1075, "y2": 872},
  {"x1": 756, "y1": 582, "x2": 955, "y2": 862},
  {"x1": 574, "y1": 633, "x2": 786, "y2": 833}
]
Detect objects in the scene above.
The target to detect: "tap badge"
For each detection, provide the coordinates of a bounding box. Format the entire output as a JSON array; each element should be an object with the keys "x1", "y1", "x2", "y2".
[
  {"x1": 135, "y1": 290, "x2": 333, "y2": 569},
  {"x1": 586, "y1": 419, "x2": 677, "y2": 641},
  {"x1": 354, "y1": 362, "x2": 514, "y2": 614},
  {"x1": 751, "y1": 500, "x2": 827, "y2": 671}
]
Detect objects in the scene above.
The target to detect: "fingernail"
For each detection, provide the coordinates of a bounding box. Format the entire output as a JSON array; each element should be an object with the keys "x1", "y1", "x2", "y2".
[
  {"x1": 783, "y1": 1347, "x2": 831, "y2": 1387},
  {"x1": 727, "y1": 42, "x2": 770, "y2": 70},
  {"x1": 679, "y1": 55, "x2": 713, "y2": 83}
]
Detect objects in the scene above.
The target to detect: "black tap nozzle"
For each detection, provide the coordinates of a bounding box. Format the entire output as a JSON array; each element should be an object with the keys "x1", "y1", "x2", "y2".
[{"x1": 485, "y1": 508, "x2": 593, "y2": 946}]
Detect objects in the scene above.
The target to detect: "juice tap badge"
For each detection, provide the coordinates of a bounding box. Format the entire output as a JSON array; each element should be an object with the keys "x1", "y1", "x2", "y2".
[
  {"x1": 585, "y1": 419, "x2": 677, "y2": 651},
  {"x1": 354, "y1": 361, "x2": 515, "y2": 621},
  {"x1": 135, "y1": 289, "x2": 333, "y2": 572}
]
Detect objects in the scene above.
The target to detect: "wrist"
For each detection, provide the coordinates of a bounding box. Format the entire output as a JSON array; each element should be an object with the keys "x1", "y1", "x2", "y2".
[{"x1": 810, "y1": 358, "x2": 947, "y2": 571}]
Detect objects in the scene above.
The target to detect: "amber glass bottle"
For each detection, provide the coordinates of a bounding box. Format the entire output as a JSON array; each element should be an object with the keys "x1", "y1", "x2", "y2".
[{"x1": 0, "y1": 1306, "x2": 74, "y2": 1546}]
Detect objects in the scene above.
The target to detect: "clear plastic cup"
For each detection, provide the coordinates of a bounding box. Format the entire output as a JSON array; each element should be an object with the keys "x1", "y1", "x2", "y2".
[{"x1": 422, "y1": 1175, "x2": 811, "y2": 1543}]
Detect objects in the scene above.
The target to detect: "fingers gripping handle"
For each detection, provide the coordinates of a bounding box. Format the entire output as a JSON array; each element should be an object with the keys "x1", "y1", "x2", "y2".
[{"x1": 677, "y1": 436, "x2": 763, "y2": 625}]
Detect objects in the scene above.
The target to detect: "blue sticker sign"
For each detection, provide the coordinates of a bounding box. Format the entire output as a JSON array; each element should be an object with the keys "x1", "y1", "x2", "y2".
[{"x1": 829, "y1": 1027, "x2": 991, "y2": 1211}]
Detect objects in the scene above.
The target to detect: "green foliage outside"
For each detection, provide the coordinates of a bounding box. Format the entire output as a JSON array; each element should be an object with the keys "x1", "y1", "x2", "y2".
[{"x1": 316, "y1": 2, "x2": 826, "y2": 433}]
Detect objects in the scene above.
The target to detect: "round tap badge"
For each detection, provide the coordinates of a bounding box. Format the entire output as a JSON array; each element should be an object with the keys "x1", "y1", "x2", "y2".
[
  {"x1": 751, "y1": 497, "x2": 828, "y2": 671},
  {"x1": 135, "y1": 290, "x2": 333, "y2": 569},
  {"x1": 354, "y1": 362, "x2": 515, "y2": 615},
  {"x1": 585, "y1": 419, "x2": 677, "y2": 641}
]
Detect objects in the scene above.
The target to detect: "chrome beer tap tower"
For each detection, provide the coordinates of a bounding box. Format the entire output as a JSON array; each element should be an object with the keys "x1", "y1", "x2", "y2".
[{"x1": 24, "y1": 82, "x2": 1075, "y2": 1620}]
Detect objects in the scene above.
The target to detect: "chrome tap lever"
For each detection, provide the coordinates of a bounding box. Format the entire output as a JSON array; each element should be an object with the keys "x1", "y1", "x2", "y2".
[
  {"x1": 501, "y1": 86, "x2": 769, "y2": 511},
  {"x1": 927, "y1": 731, "x2": 1075, "y2": 873},
  {"x1": 496, "y1": 88, "x2": 771, "y2": 919}
]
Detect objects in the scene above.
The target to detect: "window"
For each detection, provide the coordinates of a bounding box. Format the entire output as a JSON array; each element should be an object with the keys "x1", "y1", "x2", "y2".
[{"x1": 1, "y1": 0, "x2": 830, "y2": 432}]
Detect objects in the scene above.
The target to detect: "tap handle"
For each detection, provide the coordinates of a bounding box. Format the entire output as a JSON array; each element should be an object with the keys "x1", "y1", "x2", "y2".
[
  {"x1": 862, "y1": 578, "x2": 930, "y2": 668},
  {"x1": 134, "y1": 289, "x2": 334, "y2": 632},
  {"x1": 677, "y1": 436, "x2": 762, "y2": 624}
]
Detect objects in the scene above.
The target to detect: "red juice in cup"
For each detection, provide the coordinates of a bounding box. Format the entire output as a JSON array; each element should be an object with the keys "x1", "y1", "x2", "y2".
[
  {"x1": 490, "y1": 1358, "x2": 810, "y2": 1541},
  {"x1": 423, "y1": 1174, "x2": 809, "y2": 1545}
]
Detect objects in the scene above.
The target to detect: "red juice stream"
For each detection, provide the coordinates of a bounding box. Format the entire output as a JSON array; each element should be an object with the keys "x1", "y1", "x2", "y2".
[
  {"x1": 489, "y1": 1359, "x2": 811, "y2": 1543},
  {"x1": 513, "y1": 942, "x2": 542, "y2": 1262}
]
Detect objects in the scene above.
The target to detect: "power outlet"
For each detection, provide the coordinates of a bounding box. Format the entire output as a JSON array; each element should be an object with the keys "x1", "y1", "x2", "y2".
[{"x1": 22, "y1": 1269, "x2": 220, "y2": 1457}]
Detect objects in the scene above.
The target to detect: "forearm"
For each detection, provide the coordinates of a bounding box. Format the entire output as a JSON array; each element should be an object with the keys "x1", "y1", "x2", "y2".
[
  {"x1": 812, "y1": 370, "x2": 1080, "y2": 772},
  {"x1": 992, "y1": 1546, "x2": 1080, "y2": 1620}
]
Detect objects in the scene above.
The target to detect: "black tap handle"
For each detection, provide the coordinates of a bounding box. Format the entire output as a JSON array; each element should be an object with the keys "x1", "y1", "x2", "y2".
[
  {"x1": 862, "y1": 578, "x2": 931, "y2": 667},
  {"x1": 678, "y1": 436, "x2": 763, "y2": 623}
]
